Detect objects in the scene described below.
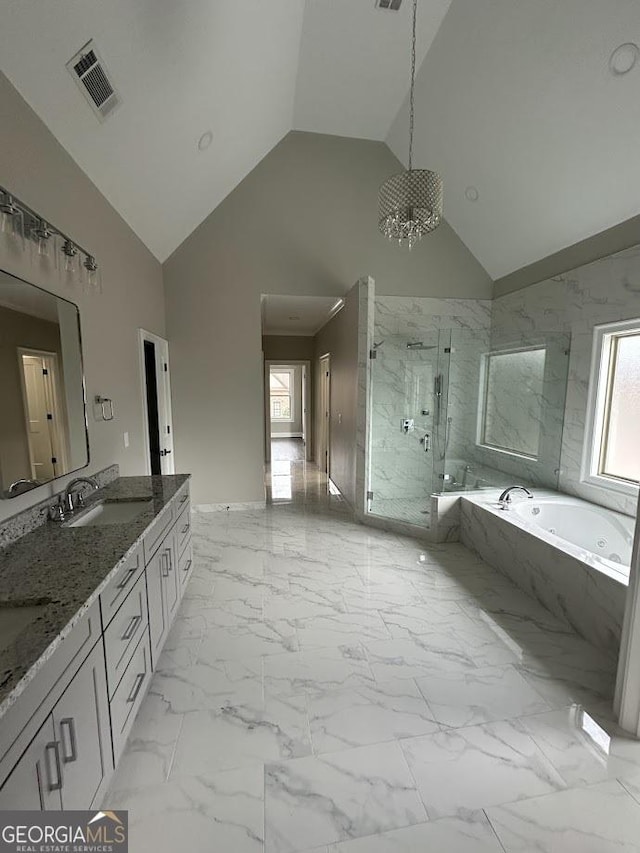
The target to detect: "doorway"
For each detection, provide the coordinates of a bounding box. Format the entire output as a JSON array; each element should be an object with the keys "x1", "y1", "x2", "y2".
[
  {"x1": 264, "y1": 361, "x2": 312, "y2": 464},
  {"x1": 317, "y1": 353, "x2": 331, "y2": 475},
  {"x1": 138, "y1": 330, "x2": 174, "y2": 475},
  {"x1": 18, "y1": 349, "x2": 68, "y2": 482}
]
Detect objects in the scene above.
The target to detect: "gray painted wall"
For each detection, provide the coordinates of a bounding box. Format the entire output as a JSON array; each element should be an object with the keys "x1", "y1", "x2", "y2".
[
  {"x1": 164, "y1": 131, "x2": 492, "y2": 505},
  {"x1": 0, "y1": 73, "x2": 165, "y2": 522},
  {"x1": 313, "y1": 284, "x2": 360, "y2": 508}
]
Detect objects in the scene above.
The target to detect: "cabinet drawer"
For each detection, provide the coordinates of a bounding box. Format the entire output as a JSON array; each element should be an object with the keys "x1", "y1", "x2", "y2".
[
  {"x1": 175, "y1": 502, "x2": 192, "y2": 556},
  {"x1": 175, "y1": 483, "x2": 190, "y2": 512},
  {"x1": 110, "y1": 633, "x2": 152, "y2": 764},
  {"x1": 179, "y1": 542, "x2": 193, "y2": 589},
  {"x1": 103, "y1": 575, "x2": 148, "y2": 698},
  {"x1": 99, "y1": 543, "x2": 144, "y2": 629},
  {"x1": 143, "y1": 504, "x2": 174, "y2": 564}
]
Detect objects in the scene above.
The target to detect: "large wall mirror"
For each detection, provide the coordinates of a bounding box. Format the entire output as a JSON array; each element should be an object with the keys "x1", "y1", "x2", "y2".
[{"x1": 0, "y1": 268, "x2": 89, "y2": 498}]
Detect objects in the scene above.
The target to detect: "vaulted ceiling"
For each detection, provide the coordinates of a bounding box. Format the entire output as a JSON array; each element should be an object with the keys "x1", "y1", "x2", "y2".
[{"x1": 2, "y1": 0, "x2": 640, "y2": 278}]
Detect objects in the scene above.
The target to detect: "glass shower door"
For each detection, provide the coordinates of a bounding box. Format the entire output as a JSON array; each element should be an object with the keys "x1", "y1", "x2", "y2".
[{"x1": 367, "y1": 330, "x2": 450, "y2": 528}]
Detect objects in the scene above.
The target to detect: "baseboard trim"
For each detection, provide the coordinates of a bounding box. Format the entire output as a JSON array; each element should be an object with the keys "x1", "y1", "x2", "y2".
[
  {"x1": 195, "y1": 501, "x2": 267, "y2": 512},
  {"x1": 271, "y1": 432, "x2": 303, "y2": 439}
]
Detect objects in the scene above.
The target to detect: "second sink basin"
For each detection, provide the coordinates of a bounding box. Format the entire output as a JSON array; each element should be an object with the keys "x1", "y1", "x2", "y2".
[{"x1": 66, "y1": 500, "x2": 152, "y2": 528}]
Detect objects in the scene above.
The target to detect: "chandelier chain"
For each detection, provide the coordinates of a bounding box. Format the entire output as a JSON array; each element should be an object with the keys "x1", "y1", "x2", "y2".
[{"x1": 408, "y1": 0, "x2": 417, "y2": 171}]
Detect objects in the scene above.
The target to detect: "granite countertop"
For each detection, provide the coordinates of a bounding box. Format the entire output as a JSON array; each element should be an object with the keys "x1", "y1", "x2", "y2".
[{"x1": 0, "y1": 474, "x2": 190, "y2": 719}]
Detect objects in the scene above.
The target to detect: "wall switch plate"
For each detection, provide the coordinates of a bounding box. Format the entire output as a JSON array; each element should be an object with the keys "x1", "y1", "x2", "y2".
[{"x1": 123, "y1": 431, "x2": 129, "y2": 448}]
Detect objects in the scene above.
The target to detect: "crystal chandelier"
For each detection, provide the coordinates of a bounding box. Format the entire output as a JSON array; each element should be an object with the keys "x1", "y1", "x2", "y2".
[{"x1": 378, "y1": 0, "x2": 443, "y2": 249}]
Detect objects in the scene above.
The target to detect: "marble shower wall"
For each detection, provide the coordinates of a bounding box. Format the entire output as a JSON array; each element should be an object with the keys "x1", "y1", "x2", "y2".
[
  {"x1": 492, "y1": 244, "x2": 640, "y2": 516},
  {"x1": 369, "y1": 297, "x2": 491, "y2": 509}
]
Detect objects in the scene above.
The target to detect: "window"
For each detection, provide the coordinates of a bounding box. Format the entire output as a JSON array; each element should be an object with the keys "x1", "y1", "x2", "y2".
[
  {"x1": 478, "y1": 346, "x2": 546, "y2": 459},
  {"x1": 270, "y1": 369, "x2": 293, "y2": 421},
  {"x1": 584, "y1": 319, "x2": 640, "y2": 493}
]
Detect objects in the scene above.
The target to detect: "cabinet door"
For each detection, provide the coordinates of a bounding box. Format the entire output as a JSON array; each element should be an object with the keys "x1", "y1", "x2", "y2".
[
  {"x1": 147, "y1": 543, "x2": 169, "y2": 665},
  {"x1": 52, "y1": 643, "x2": 111, "y2": 810},
  {"x1": 0, "y1": 716, "x2": 62, "y2": 811},
  {"x1": 163, "y1": 533, "x2": 180, "y2": 622}
]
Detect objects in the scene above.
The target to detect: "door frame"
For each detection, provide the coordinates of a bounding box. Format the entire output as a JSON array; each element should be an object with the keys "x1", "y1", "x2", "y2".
[
  {"x1": 264, "y1": 360, "x2": 312, "y2": 464},
  {"x1": 318, "y1": 353, "x2": 331, "y2": 476},
  {"x1": 138, "y1": 329, "x2": 175, "y2": 475},
  {"x1": 17, "y1": 347, "x2": 69, "y2": 479}
]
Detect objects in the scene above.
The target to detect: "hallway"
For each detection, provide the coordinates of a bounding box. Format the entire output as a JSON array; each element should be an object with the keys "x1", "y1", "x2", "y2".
[{"x1": 107, "y1": 460, "x2": 640, "y2": 852}]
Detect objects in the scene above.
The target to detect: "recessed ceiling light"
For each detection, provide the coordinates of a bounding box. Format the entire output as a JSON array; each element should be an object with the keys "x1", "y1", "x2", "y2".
[
  {"x1": 609, "y1": 43, "x2": 639, "y2": 76},
  {"x1": 465, "y1": 186, "x2": 479, "y2": 202},
  {"x1": 198, "y1": 130, "x2": 213, "y2": 151}
]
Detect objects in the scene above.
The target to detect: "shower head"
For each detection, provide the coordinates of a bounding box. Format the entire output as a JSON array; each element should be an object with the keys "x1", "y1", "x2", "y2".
[{"x1": 406, "y1": 341, "x2": 437, "y2": 350}]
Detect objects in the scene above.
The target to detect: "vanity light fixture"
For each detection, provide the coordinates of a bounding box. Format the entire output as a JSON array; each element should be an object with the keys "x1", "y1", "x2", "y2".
[
  {"x1": 0, "y1": 183, "x2": 101, "y2": 294},
  {"x1": 378, "y1": 0, "x2": 443, "y2": 249},
  {"x1": 0, "y1": 192, "x2": 24, "y2": 244}
]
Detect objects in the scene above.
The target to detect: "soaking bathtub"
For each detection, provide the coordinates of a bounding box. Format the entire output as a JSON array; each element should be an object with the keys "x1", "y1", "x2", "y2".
[{"x1": 460, "y1": 491, "x2": 633, "y2": 655}]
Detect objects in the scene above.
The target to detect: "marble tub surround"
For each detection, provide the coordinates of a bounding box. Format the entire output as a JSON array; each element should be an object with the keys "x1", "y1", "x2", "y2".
[
  {"x1": 0, "y1": 463, "x2": 119, "y2": 549},
  {"x1": 104, "y1": 460, "x2": 640, "y2": 853},
  {"x1": 492, "y1": 242, "x2": 640, "y2": 516},
  {"x1": 460, "y1": 492, "x2": 626, "y2": 656},
  {"x1": 0, "y1": 473, "x2": 190, "y2": 718}
]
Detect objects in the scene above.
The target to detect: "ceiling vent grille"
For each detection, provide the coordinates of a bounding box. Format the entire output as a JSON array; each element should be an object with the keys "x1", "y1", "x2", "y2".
[
  {"x1": 66, "y1": 41, "x2": 120, "y2": 120},
  {"x1": 376, "y1": 0, "x2": 402, "y2": 10}
]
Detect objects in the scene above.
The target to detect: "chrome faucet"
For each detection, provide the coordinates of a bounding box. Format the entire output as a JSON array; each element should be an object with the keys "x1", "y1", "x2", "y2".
[
  {"x1": 498, "y1": 485, "x2": 534, "y2": 509},
  {"x1": 8, "y1": 478, "x2": 39, "y2": 496},
  {"x1": 63, "y1": 476, "x2": 99, "y2": 512}
]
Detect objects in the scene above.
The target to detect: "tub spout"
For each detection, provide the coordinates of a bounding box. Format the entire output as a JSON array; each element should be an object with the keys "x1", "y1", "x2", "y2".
[{"x1": 498, "y1": 485, "x2": 534, "y2": 509}]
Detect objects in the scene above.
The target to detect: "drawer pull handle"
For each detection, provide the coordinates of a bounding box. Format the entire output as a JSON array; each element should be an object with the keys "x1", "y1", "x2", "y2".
[
  {"x1": 183, "y1": 559, "x2": 192, "y2": 574},
  {"x1": 181, "y1": 524, "x2": 190, "y2": 535},
  {"x1": 60, "y1": 718, "x2": 78, "y2": 763},
  {"x1": 45, "y1": 741, "x2": 63, "y2": 791},
  {"x1": 117, "y1": 565, "x2": 138, "y2": 590},
  {"x1": 121, "y1": 614, "x2": 142, "y2": 641},
  {"x1": 160, "y1": 552, "x2": 169, "y2": 578},
  {"x1": 127, "y1": 672, "x2": 145, "y2": 704},
  {"x1": 179, "y1": 494, "x2": 188, "y2": 504},
  {"x1": 166, "y1": 548, "x2": 174, "y2": 572}
]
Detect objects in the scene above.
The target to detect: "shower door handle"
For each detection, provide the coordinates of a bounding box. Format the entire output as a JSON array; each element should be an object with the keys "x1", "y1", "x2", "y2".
[{"x1": 421, "y1": 433, "x2": 431, "y2": 452}]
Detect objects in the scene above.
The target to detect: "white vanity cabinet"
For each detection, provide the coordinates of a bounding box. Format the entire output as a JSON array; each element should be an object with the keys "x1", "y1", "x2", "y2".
[
  {"x1": 0, "y1": 717, "x2": 60, "y2": 810},
  {"x1": 0, "y1": 478, "x2": 192, "y2": 811},
  {"x1": 0, "y1": 641, "x2": 110, "y2": 811}
]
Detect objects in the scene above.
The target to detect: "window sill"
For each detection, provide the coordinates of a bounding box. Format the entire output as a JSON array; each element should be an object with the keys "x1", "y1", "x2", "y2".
[{"x1": 581, "y1": 472, "x2": 639, "y2": 499}]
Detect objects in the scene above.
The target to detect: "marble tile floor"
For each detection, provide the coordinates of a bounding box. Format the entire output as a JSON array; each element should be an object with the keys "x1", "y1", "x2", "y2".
[{"x1": 106, "y1": 460, "x2": 640, "y2": 852}]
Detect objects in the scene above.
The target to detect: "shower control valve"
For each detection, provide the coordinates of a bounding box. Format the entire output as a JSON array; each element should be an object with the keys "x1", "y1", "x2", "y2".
[{"x1": 401, "y1": 418, "x2": 415, "y2": 434}]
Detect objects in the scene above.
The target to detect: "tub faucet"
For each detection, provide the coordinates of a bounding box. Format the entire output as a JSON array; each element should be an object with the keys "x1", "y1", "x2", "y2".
[
  {"x1": 498, "y1": 485, "x2": 534, "y2": 509},
  {"x1": 63, "y1": 476, "x2": 99, "y2": 511}
]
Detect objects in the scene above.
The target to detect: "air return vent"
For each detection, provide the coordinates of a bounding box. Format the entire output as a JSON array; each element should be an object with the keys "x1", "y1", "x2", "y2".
[
  {"x1": 66, "y1": 41, "x2": 120, "y2": 120},
  {"x1": 376, "y1": 0, "x2": 402, "y2": 10}
]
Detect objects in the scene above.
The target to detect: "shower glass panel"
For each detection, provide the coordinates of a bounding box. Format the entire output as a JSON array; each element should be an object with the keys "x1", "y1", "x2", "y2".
[
  {"x1": 367, "y1": 331, "x2": 450, "y2": 528},
  {"x1": 435, "y1": 329, "x2": 571, "y2": 493}
]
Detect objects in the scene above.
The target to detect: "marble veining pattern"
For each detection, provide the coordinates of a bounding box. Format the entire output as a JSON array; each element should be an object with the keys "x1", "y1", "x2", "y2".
[
  {"x1": 104, "y1": 460, "x2": 640, "y2": 853},
  {"x1": 492, "y1": 243, "x2": 640, "y2": 516}
]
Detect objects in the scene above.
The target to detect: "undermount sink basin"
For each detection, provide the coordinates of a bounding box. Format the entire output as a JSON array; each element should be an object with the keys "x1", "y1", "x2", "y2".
[
  {"x1": 0, "y1": 602, "x2": 49, "y2": 654},
  {"x1": 65, "y1": 500, "x2": 152, "y2": 528}
]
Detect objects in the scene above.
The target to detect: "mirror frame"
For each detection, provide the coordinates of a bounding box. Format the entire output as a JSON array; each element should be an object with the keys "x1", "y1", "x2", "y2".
[{"x1": 0, "y1": 267, "x2": 90, "y2": 499}]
